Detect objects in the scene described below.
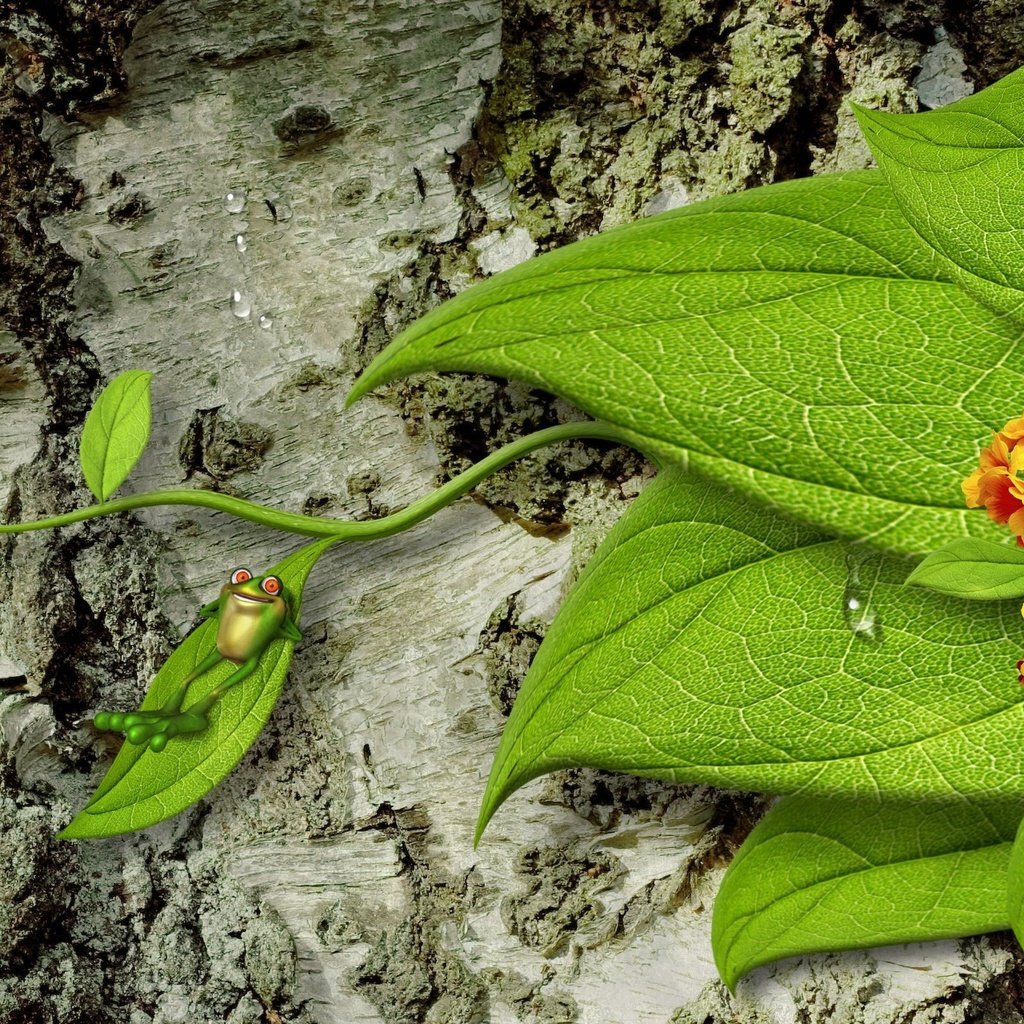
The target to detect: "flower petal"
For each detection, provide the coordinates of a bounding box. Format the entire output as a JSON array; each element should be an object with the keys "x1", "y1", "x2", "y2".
[
  {"x1": 979, "y1": 469, "x2": 1022, "y2": 525},
  {"x1": 963, "y1": 466, "x2": 987, "y2": 507},
  {"x1": 981, "y1": 433, "x2": 1011, "y2": 470}
]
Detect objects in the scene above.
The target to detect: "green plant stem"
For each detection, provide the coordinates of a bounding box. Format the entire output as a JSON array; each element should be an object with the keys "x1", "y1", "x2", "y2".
[{"x1": 0, "y1": 422, "x2": 638, "y2": 541}]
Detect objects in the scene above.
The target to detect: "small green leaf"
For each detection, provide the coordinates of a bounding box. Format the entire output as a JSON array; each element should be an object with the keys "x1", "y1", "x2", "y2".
[
  {"x1": 79, "y1": 369, "x2": 153, "y2": 502},
  {"x1": 58, "y1": 537, "x2": 335, "y2": 839},
  {"x1": 907, "y1": 538, "x2": 1024, "y2": 599},
  {"x1": 347, "y1": 169, "x2": 1018, "y2": 558},
  {"x1": 476, "y1": 470, "x2": 1024, "y2": 840},
  {"x1": 713, "y1": 795, "x2": 1020, "y2": 990},
  {"x1": 852, "y1": 68, "x2": 1024, "y2": 322}
]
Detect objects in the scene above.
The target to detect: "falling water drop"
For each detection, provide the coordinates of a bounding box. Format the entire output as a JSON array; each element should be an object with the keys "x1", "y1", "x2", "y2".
[
  {"x1": 235, "y1": 233, "x2": 247, "y2": 253},
  {"x1": 230, "y1": 290, "x2": 251, "y2": 319},
  {"x1": 842, "y1": 555, "x2": 883, "y2": 643},
  {"x1": 258, "y1": 314, "x2": 273, "y2": 330},
  {"x1": 224, "y1": 189, "x2": 247, "y2": 214}
]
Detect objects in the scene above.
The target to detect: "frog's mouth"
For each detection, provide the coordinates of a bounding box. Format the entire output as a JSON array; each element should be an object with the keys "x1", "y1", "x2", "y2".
[{"x1": 231, "y1": 592, "x2": 273, "y2": 606}]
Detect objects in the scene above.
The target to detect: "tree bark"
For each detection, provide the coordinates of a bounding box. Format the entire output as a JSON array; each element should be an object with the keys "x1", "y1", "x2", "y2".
[{"x1": 3, "y1": 1, "x2": 1024, "y2": 1022}]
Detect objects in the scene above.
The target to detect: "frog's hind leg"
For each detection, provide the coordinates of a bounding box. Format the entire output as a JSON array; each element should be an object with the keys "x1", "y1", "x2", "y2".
[
  {"x1": 93, "y1": 648, "x2": 225, "y2": 750},
  {"x1": 180, "y1": 656, "x2": 261, "y2": 720},
  {"x1": 161, "y1": 648, "x2": 227, "y2": 713},
  {"x1": 114, "y1": 656, "x2": 261, "y2": 752}
]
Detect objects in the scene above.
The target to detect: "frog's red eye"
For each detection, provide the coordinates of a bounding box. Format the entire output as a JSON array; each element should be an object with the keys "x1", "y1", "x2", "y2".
[
  {"x1": 260, "y1": 576, "x2": 281, "y2": 596},
  {"x1": 231, "y1": 568, "x2": 252, "y2": 585}
]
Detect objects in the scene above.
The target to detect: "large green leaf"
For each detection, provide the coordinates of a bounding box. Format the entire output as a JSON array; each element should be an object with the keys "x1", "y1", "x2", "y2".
[
  {"x1": 475, "y1": 471, "x2": 1024, "y2": 839},
  {"x1": 348, "y1": 169, "x2": 1021, "y2": 558},
  {"x1": 79, "y1": 369, "x2": 153, "y2": 503},
  {"x1": 713, "y1": 795, "x2": 1020, "y2": 990},
  {"x1": 853, "y1": 68, "x2": 1024, "y2": 323},
  {"x1": 58, "y1": 537, "x2": 335, "y2": 839}
]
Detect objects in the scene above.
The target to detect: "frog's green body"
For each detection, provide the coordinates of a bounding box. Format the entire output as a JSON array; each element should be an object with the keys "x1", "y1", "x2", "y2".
[
  {"x1": 93, "y1": 568, "x2": 302, "y2": 752},
  {"x1": 213, "y1": 570, "x2": 295, "y2": 661}
]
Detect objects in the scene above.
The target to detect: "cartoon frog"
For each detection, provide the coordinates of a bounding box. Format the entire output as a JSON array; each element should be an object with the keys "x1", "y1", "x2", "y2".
[{"x1": 93, "y1": 567, "x2": 302, "y2": 752}]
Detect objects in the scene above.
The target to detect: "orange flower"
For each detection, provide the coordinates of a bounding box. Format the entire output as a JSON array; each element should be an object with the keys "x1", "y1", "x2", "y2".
[{"x1": 963, "y1": 415, "x2": 1024, "y2": 545}]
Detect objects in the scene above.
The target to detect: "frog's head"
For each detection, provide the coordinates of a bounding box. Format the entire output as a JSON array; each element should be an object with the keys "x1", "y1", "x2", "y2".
[{"x1": 223, "y1": 567, "x2": 288, "y2": 615}]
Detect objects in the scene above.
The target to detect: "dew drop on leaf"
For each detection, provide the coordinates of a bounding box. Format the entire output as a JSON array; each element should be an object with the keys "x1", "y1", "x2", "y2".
[{"x1": 842, "y1": 556, "x2": 883, "y2": 643}]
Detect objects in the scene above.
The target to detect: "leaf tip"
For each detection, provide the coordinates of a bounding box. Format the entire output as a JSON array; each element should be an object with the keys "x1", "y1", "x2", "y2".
[
  {"x1": 904, "y1": 562, "x2": 926, "y2": 587},
  {"x1": 848, "y1": 99, "x2": 873, "y2": 124},
  {"x1": 848, "y1": 99, "x2": 892, "y2": 143},
  {"x1": 344, "y1": 377, "x2": 369, "y2": 408},
  {"x1": 347, "y1": 354, "x2": 395, "y2": 407},
  {"x1": 473, "y1": 791, "x2": 498, "y2": 848},
  {"x1": 56, "y1": 815, "x2": 87, "y2": 841},
  {"x1": 713, "y1": 953, "x2": 742, "y2": 994},
  {"x1": 474, "y1": 759, "x2": 530, "y2": 846},
  {"x1": 711, "y1": 919, "x2": 738, "y2": 993}
]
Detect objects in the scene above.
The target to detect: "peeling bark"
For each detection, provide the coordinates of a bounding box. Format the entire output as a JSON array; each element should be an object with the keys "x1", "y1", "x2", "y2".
[{"x1": 3, "y1": 2, "x2": 1024, "y2": 1023}]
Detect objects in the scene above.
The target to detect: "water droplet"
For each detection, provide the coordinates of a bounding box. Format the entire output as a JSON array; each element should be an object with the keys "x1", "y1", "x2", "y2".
[
  {"x1": 258, "y1": 314, "x2": 273, "y2": 330},
  {"x1": 235, "y1": 233, "x2": 247, "y2": 253},
  {"x1": 224, "y1": 189, "x2": 247, "y2": 214},
  {"x1": 843, "y1": 555, "x2": 883, "y2": 643},
  {"x1": 230, "y1": 290, "x2": 251, "y2": 319}
]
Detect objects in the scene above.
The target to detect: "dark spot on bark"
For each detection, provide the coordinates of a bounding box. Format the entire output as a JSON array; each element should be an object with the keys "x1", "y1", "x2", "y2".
[
  {"x1": 191, "y1": 35, "x2": 315, "y2": 70},
  {"x1": 272, "y1": 101, "x2": 342, "y2": 154},
  {"x1": 501, "y1": 840, "x2": 625, "y2": 956},
  {"x1": 346, "y1": 468, "x2": 382, "y2": 497},
  {"x1": 177, "y1": 407, "x2": 274, "y2": 482},
  {"x1": 478, "y1": 591, "x2": 546, "y2": 715},
  {"x1": 302, "y1": 492, "x2": 336, "y2": 515},
  {"x1": 147, "y1": 240, "x2": 179, "y2": 268},
  {"x1": 332, "y1": 176, "x2": 373, "y2": 207},
  {"x1": 379, "y1": 229, "x2": 423, "y2": 251},
  {"x1": 105, "y1": 190, "x2": 149, "y2": 225}
]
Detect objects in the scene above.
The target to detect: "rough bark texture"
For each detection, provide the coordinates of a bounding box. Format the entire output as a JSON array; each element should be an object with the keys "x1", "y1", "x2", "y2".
[{"x1": 3, "y1": 2, "x2": 1024, "y2": 1023}]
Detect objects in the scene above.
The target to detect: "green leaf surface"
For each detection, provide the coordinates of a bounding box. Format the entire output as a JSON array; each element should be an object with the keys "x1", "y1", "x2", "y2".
[
  {"x1": 476, "y1": 470, "x2": 1024, "y2": 839},
  {"x1": 348, "y1": 170, "x2": 1021, "y2": 557},
  {"x1": 1007, "y1": 815, "x2": 1024, "y2": 947},
  {"x1": 852, "y1": 69, "x2": 1024, "y2": 322},
  {"x1": 907, "y1": 538, "x2": 1024, "y2": 600},
  {"x1": 713, "y1": 794, "x2": 1020, "y2": 990},
  {"x1": 79, "y1": 370, "x2": 153, "y2": 503},
  {"x1": 58, "y1": 537, "x2": 335, "y2": 839}
]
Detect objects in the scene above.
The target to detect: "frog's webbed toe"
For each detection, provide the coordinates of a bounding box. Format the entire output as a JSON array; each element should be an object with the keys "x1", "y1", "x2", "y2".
[
  {"x1": 94, "y1": 707, "x2": 211, "y2": 751},
  {"x1": 93, "y1": 710, "x2": 127, "y2": 732},
  {"x1": 125, "y1": 709, "x2": 211, "y2": 750}
]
